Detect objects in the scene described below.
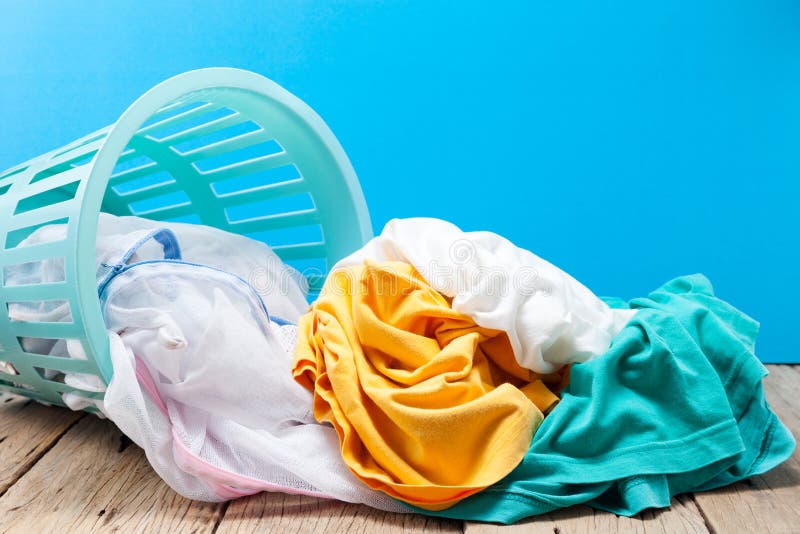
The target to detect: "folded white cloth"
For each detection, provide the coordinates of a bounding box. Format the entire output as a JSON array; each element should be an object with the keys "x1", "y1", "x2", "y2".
[{"x1": 333, "y1": 218, "x2": 637, "y2": 374}]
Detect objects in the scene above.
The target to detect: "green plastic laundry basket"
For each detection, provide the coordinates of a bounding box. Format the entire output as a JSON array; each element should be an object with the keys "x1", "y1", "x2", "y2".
[{"x1": 0, "y1": 68, "x2": 372, "y2": 409}]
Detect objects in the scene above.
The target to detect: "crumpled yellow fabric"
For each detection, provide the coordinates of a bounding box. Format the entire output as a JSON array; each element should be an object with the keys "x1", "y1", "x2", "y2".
[{"x1": 293, "y1": 261, "x2": 568, "y2": 510}]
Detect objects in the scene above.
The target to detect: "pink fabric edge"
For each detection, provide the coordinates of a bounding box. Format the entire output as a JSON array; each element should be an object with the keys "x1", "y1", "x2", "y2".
[{"x1": 132, "y1": 355, "x2": 335, "y2": 501}]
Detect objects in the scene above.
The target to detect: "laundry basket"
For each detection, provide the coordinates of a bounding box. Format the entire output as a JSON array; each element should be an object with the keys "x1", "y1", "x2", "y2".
[{"x1": 0, "y1": 68, "x2": 372, "y2": 409}]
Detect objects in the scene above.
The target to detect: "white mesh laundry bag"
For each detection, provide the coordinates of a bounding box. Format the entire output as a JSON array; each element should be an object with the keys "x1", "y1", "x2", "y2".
[
  {"x1": 94, "y1": 213, "x2": 310, "y2": 322},
  {"x1": 5, "y1": 215, "x2": 408, "y2": 511},
  {"x1": 5, "y1": 212, "x2": 307, "y2": 385},
  {"x1": 4, "y1": 213, "x2": 309, "y2": 405},
  {"x1": 5, "y1": 216, "x2": 200, "y2": 394},
  {"x1": 97, "y1": 252, "x2": 408, "y2": 510},
  {"x1": 6, "y1": 213, "x2": 309, "y2": 325}
]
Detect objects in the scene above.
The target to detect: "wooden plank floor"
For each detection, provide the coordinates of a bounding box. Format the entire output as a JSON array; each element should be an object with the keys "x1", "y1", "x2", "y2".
[{"x1": 0, "y1": 365, "x2": 797, "y2": 533}]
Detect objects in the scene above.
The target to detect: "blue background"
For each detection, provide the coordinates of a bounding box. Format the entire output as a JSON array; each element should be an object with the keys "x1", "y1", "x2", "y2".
[{"x1": 1, "y1": 1, "x2": 798, "y2": 362}]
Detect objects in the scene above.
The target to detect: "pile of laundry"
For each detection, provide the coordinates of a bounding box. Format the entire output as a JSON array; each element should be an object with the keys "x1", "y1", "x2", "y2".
[{"x1": 6, "y1": 214, "x2": 795, "y2": 523}]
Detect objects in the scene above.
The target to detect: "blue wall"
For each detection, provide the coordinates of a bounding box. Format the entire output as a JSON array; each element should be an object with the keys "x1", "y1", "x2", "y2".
[{"x1": 1, "y1": 1, "x2": 798, "y2": 362}]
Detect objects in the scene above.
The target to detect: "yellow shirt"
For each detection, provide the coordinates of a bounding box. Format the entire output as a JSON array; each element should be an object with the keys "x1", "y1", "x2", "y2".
[{"x1": 293, "y1": 261, "x2": 567, "y2": 510}]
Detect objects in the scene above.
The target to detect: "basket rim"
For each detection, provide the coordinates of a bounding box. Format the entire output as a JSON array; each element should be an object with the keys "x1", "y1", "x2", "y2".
[{"x1": 76, "y1": 67, "x2": 372, "y2": 382}]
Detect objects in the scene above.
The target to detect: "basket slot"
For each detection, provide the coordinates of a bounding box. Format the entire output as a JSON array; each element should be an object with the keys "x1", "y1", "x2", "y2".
[
  {"x1": 137, "y1": 102, "x2": 219, "y2": 135},
  {"x1": 9, "y1": 201, "x2": 77, "y2": 232},
  {"x1": 246, "y1": 223, "x2": 324, "y2": 248},
  {"x1": 182, "y1": 130, "x2": 274, "y2": 164},
  {"x1": 114, "y1": 150, "x2": 154, "y2": 168},
  {"x1": 6, "y1": 300, "x2": 72, "y2": 323},
  {"x1": 272, "y1": 243, "x2": 327, "y2": 261},
  {"x1": 228, "y1": 209, "x2": 321, "y2": 233},
  {"x1": 29, "y1": 154, "x2": 94, "y2": 186},
  {"x1": 4, "y1": 217, "x2": 69, "y2": 250},
  {"x1": 127, "y1": 190, "x2": 191, "y2": 217},
  {"x1": 217, "y1": 179, "x2": 308, "y2": 207},
  {"x1": 13, "y1": 181, "x2": 80, "y2": 217},
  {"x1": 111, "y1": 171, "x2": 175, "y2": 196},
  {"x1": 28, "y1": 149, "x2": 100, "y2": 189},
  {"x1": 211, "y1": 164, "x2": 301, "y2": 195},
  {"x1": 132, "y1": 199, "x2": 195, "y2": 220},
  {"x1": 2, "y1": 261, "x2": 66, "y2": 289},
  {"x1": 149, "y1": 107, "x2": 239, "y2": 141},
  {"x1": 158, "y1": 112, "x2": 246, "y2": 146},
  {"x1": 201, "y1": 151, "x2": 294, "y2": 182},
  {"x1": 194, "y1": 141, "x2": 284, "y2": 174},
  {"x1": 225, "y1": 192, "x2": 314, "y2": 222},
  {"x1": 24, "y1": 166, "x2": 85, "y2": 197},
  {"x1": 171, "y1": 119, "x2": 264, "y2": 157},
  {"x1": 11, "y1": 337, "x2": 64, "y2": 362},
  {"x1": 33, "y1": 365, "x2": 96, "y2": 383},
  {"x1": 142, "y1": 100, "x2": 208, "y2": 126},
  {"x1": 0, "y1": 183, "x2": 12, "y2": 197},
  {"x1": 109, "y1": 161, "x2": 161, "y2": 184},
  {"x1": 8, "y1": 205, "x2": 75, "y2": 234},
  {"x1": 115, "y1": 180, "x2": 183, "y2": 204}
]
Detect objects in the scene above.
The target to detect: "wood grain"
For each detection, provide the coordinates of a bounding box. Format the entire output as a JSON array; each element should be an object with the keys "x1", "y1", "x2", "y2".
[
  {"x1": 0, "y1": 392, "x2": 83, "y2": 496},
  {"x1": 464, "y1": 494, "x2": 709, "y2": 534},
  {"x1": 690, "y1": 365, "x2": 800, "y2": 534},
  {"x1": 0, "y1": 416, "x2": 225, "y2": 534},
  {"x1": 465, "y1": 366, "x2": 800, "y2": 533},
  {"x1": 217, "y1": 491, "x2": 463, "y2": 533},
  {"x1": 0, "y1": 366, "x2": 797, "y2": 533}
]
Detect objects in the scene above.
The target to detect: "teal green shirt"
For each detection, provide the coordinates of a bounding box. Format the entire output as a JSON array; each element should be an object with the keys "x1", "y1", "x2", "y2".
[{"x1": 411, "y1": 275, "x2": 795, "y2": 523}]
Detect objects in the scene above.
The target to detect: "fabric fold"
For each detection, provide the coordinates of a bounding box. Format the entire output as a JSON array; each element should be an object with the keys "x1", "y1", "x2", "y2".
[
  {"x1": 412, "y1": 274, "x2": 795, "y2": 522},
  {"x1": 332, "y1": 218, "x2": 637, "y2": 374},
  {"x1": 293, "y1": 260, "x2": 568, "y2": 510}
]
